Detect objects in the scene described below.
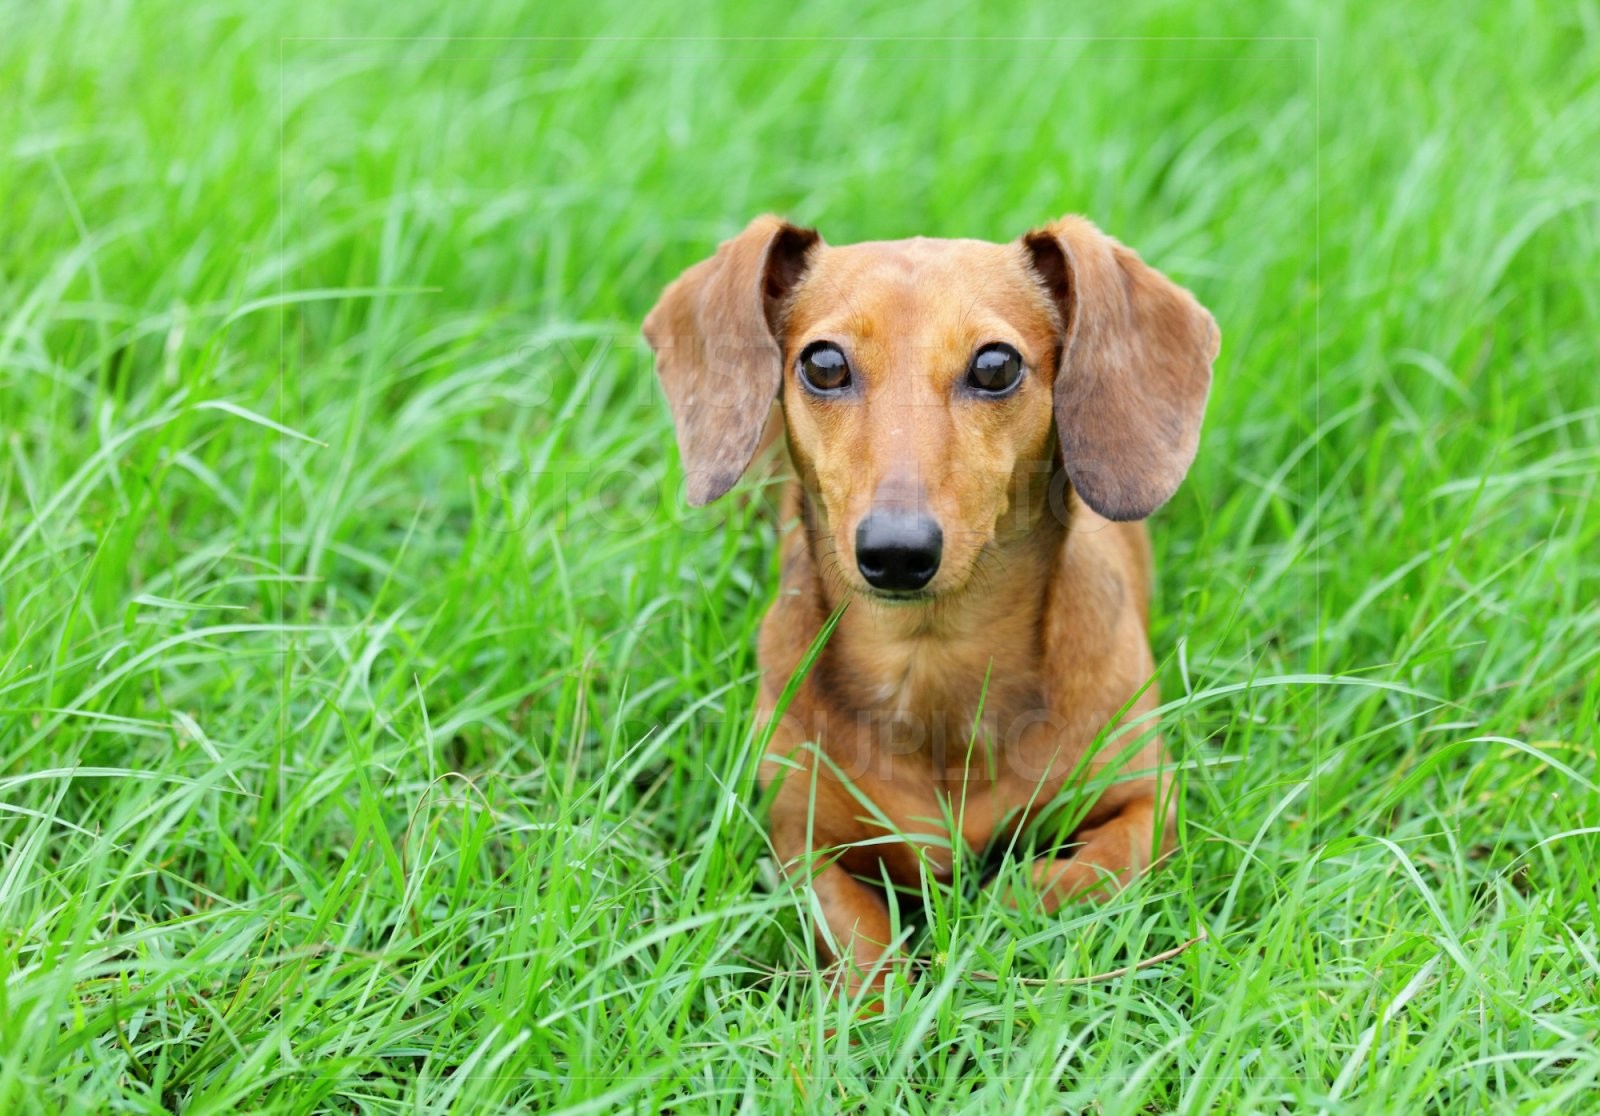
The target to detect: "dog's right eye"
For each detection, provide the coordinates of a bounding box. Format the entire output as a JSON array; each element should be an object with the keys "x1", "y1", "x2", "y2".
[
  {"x1": 797, "y1": 342, "x2": 852, "y2": 393},
  {"x1": 967, "y1": 343, "x2": 1024, "y2": 395}
]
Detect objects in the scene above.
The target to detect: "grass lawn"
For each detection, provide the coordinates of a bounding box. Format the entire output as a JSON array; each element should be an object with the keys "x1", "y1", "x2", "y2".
[{"x1": 3, "y1": 1, "x2": 1598, "y2": 1111}]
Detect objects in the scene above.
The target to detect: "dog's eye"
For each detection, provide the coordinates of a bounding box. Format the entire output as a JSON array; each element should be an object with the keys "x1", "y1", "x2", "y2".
[
  {"x1": 798, "y1": 342, "x2": 852, "y2": 393},
  {"x1": 967, "y1": 344, "x2": 1024, "y2": 394}
]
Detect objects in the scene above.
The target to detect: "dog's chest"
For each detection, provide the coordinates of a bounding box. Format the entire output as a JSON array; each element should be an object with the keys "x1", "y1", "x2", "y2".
[
  {"x1": 825, "y1": 640, "x2": 1054, "y2": 882},
  {"x1": 860, "y1": 661, "x2": 1045, "y2": 767},
  {"x1": 854, "y1": 620, "x2": 1042, "y2": 726}
]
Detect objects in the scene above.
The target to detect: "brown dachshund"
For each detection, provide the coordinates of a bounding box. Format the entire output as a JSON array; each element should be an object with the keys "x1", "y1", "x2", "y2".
[{"x1": 643, "y1": 215, "x2": 1219, "y2": 999}]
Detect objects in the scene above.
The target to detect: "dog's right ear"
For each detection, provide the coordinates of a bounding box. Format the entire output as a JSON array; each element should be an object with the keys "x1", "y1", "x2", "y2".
[
  {"x1": 1023, "y1": 216, "x2": 1219, "y2": 522},
  {"x1": 643, "y1": 215, "x2": 821, "y2": 506}
]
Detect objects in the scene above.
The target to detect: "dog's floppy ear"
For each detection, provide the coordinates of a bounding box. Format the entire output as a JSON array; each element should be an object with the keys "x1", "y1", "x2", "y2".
[
  {"x1": 1022, "y1": 216, "x2": 1220, "y2": 521},
  {"x1": 643, "y1": 215, "x2": 821, "y2": 506}
]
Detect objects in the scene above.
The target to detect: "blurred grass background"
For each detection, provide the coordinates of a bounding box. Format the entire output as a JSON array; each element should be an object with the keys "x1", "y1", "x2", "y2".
[{"x1": 2, "y1": 0, "x2": 1597, "y2": 1111}]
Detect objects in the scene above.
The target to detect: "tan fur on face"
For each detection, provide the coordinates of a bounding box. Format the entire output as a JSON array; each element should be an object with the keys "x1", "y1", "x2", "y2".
[
  {"x1": 778, "y1": 238, "x2": 1063, "y2": 601},
  {"x1": 643, "y1": 215, "x2": 1219, "y2": 1003}
]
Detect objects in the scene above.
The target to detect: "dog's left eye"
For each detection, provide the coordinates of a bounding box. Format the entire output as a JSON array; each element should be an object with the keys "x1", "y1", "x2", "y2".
[
  {"x1": 798, "y1": 342, "x2": 852, "y2": 393},
  {"x1": 967, "y1": 344, "x2": 1024, "y2": 394}
]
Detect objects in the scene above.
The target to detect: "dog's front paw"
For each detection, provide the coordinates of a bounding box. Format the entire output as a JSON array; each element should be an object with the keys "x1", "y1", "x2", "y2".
[{"x1": 991, "y1": 855, "x2": 1125, "y2": 914}]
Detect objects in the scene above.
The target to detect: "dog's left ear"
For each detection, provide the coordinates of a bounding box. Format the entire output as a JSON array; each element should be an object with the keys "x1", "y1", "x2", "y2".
[
  {"x1": 1022, "y1": 216, "x2": 1220, "y2": 521},
  {"x1": 643, "y1": 215, "x2": 821, "y2": 507}
]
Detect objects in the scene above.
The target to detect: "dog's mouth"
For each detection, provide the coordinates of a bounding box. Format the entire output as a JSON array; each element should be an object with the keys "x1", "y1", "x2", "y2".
[{"x1": 858, "y1": 585, "x2": 938, "y2": 606}]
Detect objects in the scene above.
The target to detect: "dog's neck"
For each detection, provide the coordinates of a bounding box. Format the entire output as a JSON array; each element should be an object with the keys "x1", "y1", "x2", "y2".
[{"x1": 800, "y1": 478, "x2": 1070, "y2": 722}]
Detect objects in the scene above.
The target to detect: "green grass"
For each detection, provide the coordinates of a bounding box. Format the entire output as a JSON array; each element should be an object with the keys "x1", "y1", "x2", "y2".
[{"x1": 3, "y1": 1, "x2": 1598, "y2": 1111}]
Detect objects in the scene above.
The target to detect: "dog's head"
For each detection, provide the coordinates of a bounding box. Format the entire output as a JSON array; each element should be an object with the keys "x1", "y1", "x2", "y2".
[{"x1": 643, "y1": 215, "x2": 1219, "y2": 603}]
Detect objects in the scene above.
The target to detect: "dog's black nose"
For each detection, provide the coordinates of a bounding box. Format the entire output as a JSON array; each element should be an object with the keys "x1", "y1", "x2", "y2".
[{"x1": 855, "y1": 512, "x2": 942, "y2": 592}]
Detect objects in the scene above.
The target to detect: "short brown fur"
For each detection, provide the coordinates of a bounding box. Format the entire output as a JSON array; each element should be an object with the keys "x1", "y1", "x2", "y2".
[{"x1": 644, "y1": 215, "x2": 1219, "y2": 999}]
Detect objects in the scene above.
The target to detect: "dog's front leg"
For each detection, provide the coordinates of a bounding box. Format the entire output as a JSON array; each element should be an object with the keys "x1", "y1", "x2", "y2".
[
  {"x1": 993, "y1": 795, "x2": 1168, "y2": 913},
  {"x1": 794, "y1": 858, "x2": 897, "y2": 999}
]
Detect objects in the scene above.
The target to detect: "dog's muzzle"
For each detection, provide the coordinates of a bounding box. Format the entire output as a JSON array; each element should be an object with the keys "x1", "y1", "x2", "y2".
[{"x1": 855, "y1": 511, "x2": 942, "y2": 592}]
